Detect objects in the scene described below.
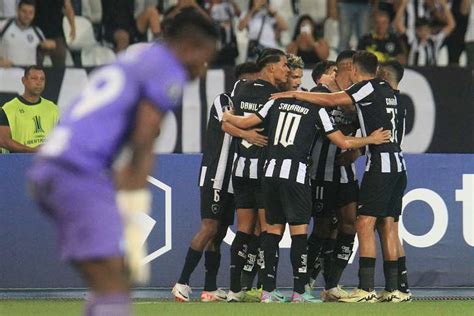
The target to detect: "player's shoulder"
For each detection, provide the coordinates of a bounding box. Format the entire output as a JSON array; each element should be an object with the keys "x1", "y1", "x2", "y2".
[
  {"x1": 311, "y1": 84, "x2": 331, "y2": 93},
  {"x1": 214, "y1": 92, "x2": 232, "y2": 106}
]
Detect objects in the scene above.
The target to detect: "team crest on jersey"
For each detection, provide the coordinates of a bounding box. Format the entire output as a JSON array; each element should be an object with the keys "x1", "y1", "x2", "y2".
[
  {"x1": 385, "y1": 42, "x2": 395, "y2": 53},
  {"x1": 27, "y1": 34, "x2": 34, "y2": 43},
  {"x1": 211, "y1": 204, "x2": 220, "y2": 214}
]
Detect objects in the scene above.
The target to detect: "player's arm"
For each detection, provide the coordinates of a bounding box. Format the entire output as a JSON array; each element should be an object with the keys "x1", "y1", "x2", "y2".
[
  {"x1": 222, "y1": 112, "x2": 262, "y2": 129},
  {"x1": 222, "y1": 122, "x2": 267, "y2": 147},
  {"x1": 270, "y1": 90, "x2": 353, "y2": 108},
  {"x1": 439, "y1": 0, "x2": 456, "y2": 37},
  {"x1": 394, "y1": 0, "x2": 407, "y2": 35},
  {"x1": 0, "y1": 110, "x2": 37, "y2": 153},
  {"x1": 328, "y1": 128, "x2": 391, "y2": 150}
]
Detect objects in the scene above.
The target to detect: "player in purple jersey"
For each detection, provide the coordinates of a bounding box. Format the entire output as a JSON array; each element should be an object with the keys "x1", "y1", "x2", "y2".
[{"x1": 28, "y1": 9, "x2": 218, "y2": 316}]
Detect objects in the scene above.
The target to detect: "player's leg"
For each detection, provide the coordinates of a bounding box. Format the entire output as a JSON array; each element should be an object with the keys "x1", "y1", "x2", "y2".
[
  {"x1": 76, "y1": 259, "x2": 131, "y2": 316},
  {"x1": 201, "y1": 223, "x2": 229, "y2": 302},
  {"x1": 241, "y1": 219, "x2": 261, "y2": 292},
  {"x1": 323, "y1": 182, "x2": 358, "y2": 301},
  {"x1": 394, "y1": 222, "x2": 410, "y2": 295},
  {"x1": 173, "y1": 187, "x2": 221, "y2": 301}
]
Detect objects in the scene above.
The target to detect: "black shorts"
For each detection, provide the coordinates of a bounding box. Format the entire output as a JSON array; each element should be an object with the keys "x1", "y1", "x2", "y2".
[
  {"x1": 311, "y1": 180, "x2": 359, "y2": 218},
  {"x1": 262, "y1": 178, "x2": 312, "y2": 225},
  {"x1": 200, "y1": 186, "x2": 235, "y2": 226},
  {"x1": 358, "y1": 171, "x2": 407, "y2": 218},
  {"x1": 232, "y1": 176, "x2": 264, "y2": 209}
]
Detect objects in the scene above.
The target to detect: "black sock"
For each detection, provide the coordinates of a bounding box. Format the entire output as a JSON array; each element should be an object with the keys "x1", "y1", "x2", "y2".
[
  {"x1": 358, "y1": 257, "x2": 376, "y2": 292},
  {"x1": 398, "y1": 256, "x2": 410, "y2": 293},
  {"x1": 256, "y1": 231, "x2": 267, "y2": 289},
  {"x1": 261, "y1": 233, "x2": 280, "y2": 292},
  {"x1": 321, "y1": 238, "x2": 336, "y2": 285},
  {"x1": 291, "y1": 234, "x2": 308, "y2": 294},
  {"x1": 229, "y1": 231, "x2": 252, "y2": 292},
  {"x1": 326, "y1": 233, "x2": 355, "y2": 290},
  {"x1": 204, "y1": 251, "x2": 220, "y2": 291},
  {"x1": 178, "y1": 248, "x2": 203, "y2": 285},
  {"x1": 307, "y1": 233, "x2": 324, "y2": 279},
  {"x1": 241, "y1": 234, "x2": 260, "y2": 291},
  {"x1": 384, "y1": 260, "x2": 399, "y2": 292}
]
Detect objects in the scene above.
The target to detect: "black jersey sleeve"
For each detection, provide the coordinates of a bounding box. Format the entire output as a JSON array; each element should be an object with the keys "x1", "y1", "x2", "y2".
[
  {"x1": 0, "y1": 108, "x2": 9, "y2": 126},
  {"x1": 256, "y1": 99, "x2": 274, "y2": 121},
  {"x1": 345, "y1": 80, "x2": 375, "y2": 104},
  {"x1": 213, "y1": 93, "x2": 233, "y2": 122},
  {"x1": 315, "y1": 107, "x2": 338, "y2": 135}
]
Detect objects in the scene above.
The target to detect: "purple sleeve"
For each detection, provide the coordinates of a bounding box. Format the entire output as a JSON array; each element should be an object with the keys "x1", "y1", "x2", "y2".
[{"x1": 143, "y1": 68, "x2": 186, "y2": 113}]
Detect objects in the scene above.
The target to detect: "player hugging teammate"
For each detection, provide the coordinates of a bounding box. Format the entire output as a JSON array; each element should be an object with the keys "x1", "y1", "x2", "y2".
[{"x1": 174, "y1": 48, "x2": 410, "y2": 303}]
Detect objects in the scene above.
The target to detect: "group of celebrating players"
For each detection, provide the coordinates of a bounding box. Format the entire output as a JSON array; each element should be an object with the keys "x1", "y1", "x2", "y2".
[{"x1": 172, "y1": 48, "x2": 412, "y2": 304}]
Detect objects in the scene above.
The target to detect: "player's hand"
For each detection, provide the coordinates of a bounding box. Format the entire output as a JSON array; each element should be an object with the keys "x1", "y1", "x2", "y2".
[
  {"x1": 270, "y1": 91, "x2": 295, "y2": 100},
  {"x1": 336, "y1": 150, "x2": 361, "y2": 167},
  {"x1": 369, "y1": 127, "x2": 391, "y2": 144},
  {"x1": 222, "y1": 111, "x2": 233, "y2": 122},
  {"x1": 117, "y1": 189, "x2": 152, "y2": 285},
  {"x1": 243, "y1": 128, "x2": 268, "y2": 147}
]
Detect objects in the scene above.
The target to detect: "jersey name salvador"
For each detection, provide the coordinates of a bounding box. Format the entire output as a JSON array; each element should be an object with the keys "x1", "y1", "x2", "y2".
[{"x1": 257, "y1": 97, "x2": 337, "y2": 185}]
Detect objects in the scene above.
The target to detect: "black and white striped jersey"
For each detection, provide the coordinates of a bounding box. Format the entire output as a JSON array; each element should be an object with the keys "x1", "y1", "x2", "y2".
[
  {"x1": 394, "y1": 90, "x2": 407, "y2": 147},
  {"x1": 407, "y1": 32, "x2": 445, "y2": 66},
  {"x1": 257, "y1": 98, "x2": 337, "y2": 185},
  {"x1": 199, "y1": 93, "x2": 235, "y2": 193},
  {"x1": 231, "y1": 79, "x2": 279, "y2": 179},
  {"x1": 345, "y1": 79, "x2": 406, "y2": 174},
  {"x1": 309, "y1": 84, "x2": 359, "y2": 183}
]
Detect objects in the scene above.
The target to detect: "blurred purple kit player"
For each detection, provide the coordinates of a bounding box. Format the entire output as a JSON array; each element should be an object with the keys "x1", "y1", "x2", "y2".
[{"x1": 28, "y1": 9, "x2": 218, "y2": 316}]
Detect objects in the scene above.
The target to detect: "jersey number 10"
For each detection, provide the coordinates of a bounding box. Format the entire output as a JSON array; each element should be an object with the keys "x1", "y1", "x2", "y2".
[{"x1": 274, "y1": 112, "x2": 302, "y2": 147}]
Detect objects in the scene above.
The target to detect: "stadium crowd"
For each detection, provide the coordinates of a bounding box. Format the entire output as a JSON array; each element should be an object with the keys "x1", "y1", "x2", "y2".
[{"x1": 0, "y1": 0, "x2": 473, "y2": 68}]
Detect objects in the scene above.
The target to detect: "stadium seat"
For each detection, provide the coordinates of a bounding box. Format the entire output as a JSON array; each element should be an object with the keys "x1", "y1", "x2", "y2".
[
  {"x1": 81, "y1": 46, "x2": 116, "y2": 66},
  {"x1": 63, "y1": 16, "x2": 97, "y2": 51}
]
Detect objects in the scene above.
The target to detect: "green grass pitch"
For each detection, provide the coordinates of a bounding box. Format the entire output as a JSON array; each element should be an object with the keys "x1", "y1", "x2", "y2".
[{"x1": 1, "y1": 300, "x2": 473, "y2": 316}]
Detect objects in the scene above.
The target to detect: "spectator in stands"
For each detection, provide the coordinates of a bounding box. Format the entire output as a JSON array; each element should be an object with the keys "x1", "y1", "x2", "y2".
[
  {"x1": 330, "y1": 0, "x2": 373, "y2": 52},
  {"x1": 207, "y1": 0, "x2": 241, "y2": 66},
  {"x1": 0, "y1": 66, "x2": 59, "y2": 153},
  {"x1": 357, "y1": 10, "x2": 405, "y2": 63},
  {"x1": 34, "y1": 0, "x2": 75, "y2": 67},
  {"x1": 465, "y1": 0, "x2": 474, "y2": 67},
  {"x1": 102, "y1": 0, "x2": 161, "y2": 52},
  {"x1": 445, "y1": 0, "x2": 470, "y2": 64},
  {"x1": 0, "y1": 0, "x2": 17, "y2": 19},
  {"x1": 0, "y1": 0, "x2": 56, "y2": 67},
  {"x1": 164, "y1": 0, "x2": 209, "y2": 19},
  {"x1": 238, "y1": 0, "x2": 288, "y2": 61},
  {"x1": 287, "y1": 14, "x2": 329, "y2": 66},
  {"x1": 71, "y1": 0, "x2": 102, "y2": 25},
  {"x1": 395, "y1": 0, "x2": 456, "y2": 65}
]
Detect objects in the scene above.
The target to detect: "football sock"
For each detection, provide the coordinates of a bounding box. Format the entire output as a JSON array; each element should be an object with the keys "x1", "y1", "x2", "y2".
[
  {"x1": 256, "y1": 232, "x2": 267, "y2": 288},
  {"x1": 85, "y1": 292, "x2": 131, "y2": 316},
  {"x1": 384, "y1": 260, "x2": 399, "y2": 292},
  {"x1": 398, "y1": 256, "x2": 410, "y2": 293},
  {"x1": 358, "y1": 257, "x2": 376, "y2": 292},
  {"x1": 204, "y1": 251, "x2": 220, "y2": 291},
  {"x1": 261, "y1": 233, "x2": 280, "y2": 292},
  {"x1": 321, "y1": 238, "x2": 336, "y2": 285},
  {"x1": 326, "y1": 233, "x2": 355, "y2": 289},
  {"x1": 307, "y1": 233, "x2": 324, "y2": 279},
  {"x1": 229, "y1": 231, "x2": 252, "y2": 292},
  {"x1": 241, "y1": 234, "x2": 260, "y2": 291},
  {"x1": 178, "y1": 247, "x2": 203, "y2": 285},
  {"x1": 291, "y1": 234, "x2": 309, "y2": 294}
]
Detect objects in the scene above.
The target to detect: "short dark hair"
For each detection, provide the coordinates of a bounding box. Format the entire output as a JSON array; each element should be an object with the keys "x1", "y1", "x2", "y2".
[
  {"x1": 353, "y1": 51, "x2": 378, "y2": 75},
  {"x1": 380, "y1": 60, "x2": 404, "y2": 84},
  {"x1": 415, "y1": 17, "x2": 430, "y2": 28},
  {"x1": 256, "y1": 48, "x2": 286, "y2": 71},
  {"x1": 163, "y1": 8, "x2": 218, "y2": 42},
  {"x1": 18, "y1": 0, "x2": 36, "y2": 8},
  {"x1": 24, "y1": 65, "x2": 44, "y2": 77},
  {"x1": 336, "y1": 50, "x2": 356, "y2": 65},
  {"x1": 234, "y1": 62, "x2": 259, "y2": 78},
  {"x1": 311, "y1": 60, "x2": 336, "y2": 82}
]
